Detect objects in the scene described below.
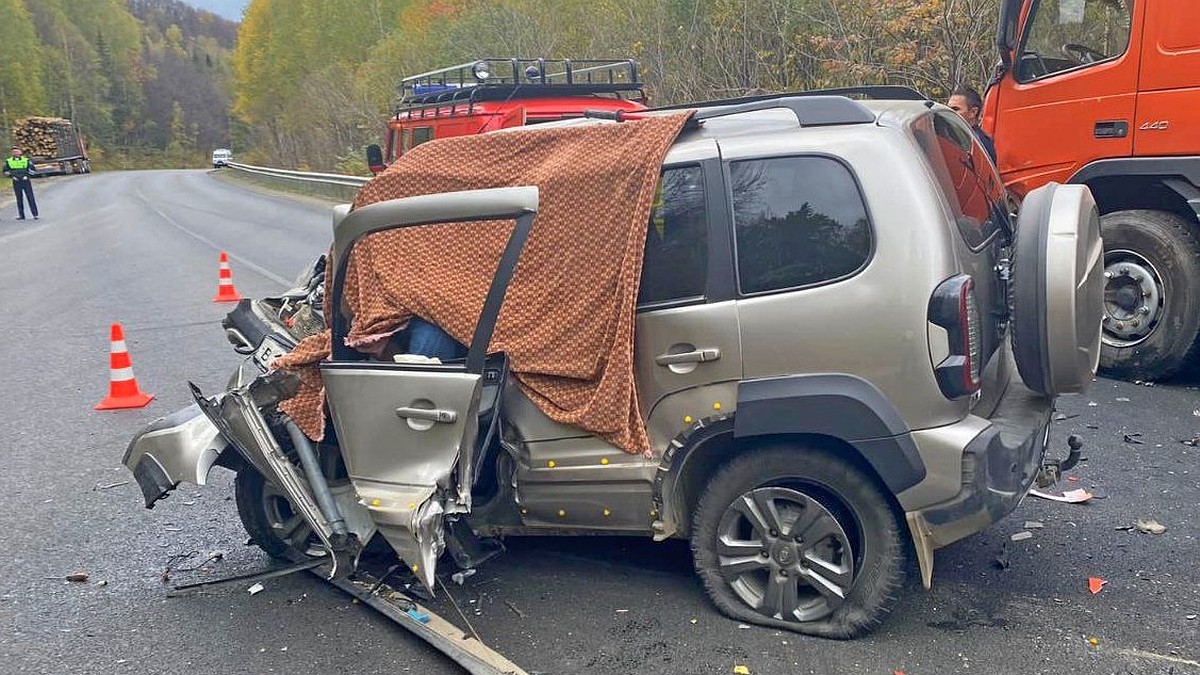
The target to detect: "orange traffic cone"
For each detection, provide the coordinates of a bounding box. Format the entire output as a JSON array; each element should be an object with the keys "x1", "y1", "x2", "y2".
[
  {"x1": 213, "y1": 251, "x2": 243, "y2": 302},
  {"x1": 95, "y1": 323, "x2": 154, "y2": 410}
]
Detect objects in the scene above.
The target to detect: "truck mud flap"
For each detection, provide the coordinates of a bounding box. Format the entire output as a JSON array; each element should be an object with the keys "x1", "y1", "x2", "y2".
[{"x1": 318, "y1": 566, "x2": 528, "y2": 675}]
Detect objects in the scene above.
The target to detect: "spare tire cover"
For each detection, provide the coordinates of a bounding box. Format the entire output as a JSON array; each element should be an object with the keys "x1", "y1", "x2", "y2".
[{"x1": 1011, "y1": 183, "x2": 1104, "y2": 395}]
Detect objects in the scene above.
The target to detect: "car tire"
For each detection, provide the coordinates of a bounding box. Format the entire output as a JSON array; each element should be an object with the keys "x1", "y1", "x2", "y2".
[
  {"x1": 234, "y1": 467, "x2": 325, "y2": 562},
  {"x1": 690, "y1": 445, "x2": 905, "y2": 639},
  {"x1": 1097, "y1": 209, "x2": 1200, "y2": 381}
]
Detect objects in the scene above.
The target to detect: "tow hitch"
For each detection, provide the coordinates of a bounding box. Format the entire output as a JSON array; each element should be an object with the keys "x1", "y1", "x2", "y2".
[{"x1": 1035, "y1": 433, "x2": 1084, "y2": 488}]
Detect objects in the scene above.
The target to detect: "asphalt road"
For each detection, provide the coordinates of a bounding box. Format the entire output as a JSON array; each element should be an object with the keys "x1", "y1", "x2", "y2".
[{"x1": 1, "y1": 170, "x2": 1198, "y2": 675}]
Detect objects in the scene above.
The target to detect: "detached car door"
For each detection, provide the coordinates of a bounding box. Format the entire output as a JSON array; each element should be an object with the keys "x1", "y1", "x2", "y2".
[{"x1": 320, "y1": 186, "x2": 538, "y2": 590}]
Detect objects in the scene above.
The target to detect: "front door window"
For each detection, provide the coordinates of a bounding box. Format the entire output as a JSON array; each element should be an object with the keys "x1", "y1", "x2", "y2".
[{"x1": 1018, "y1": 0, "x2": 1133, "y2": 81}]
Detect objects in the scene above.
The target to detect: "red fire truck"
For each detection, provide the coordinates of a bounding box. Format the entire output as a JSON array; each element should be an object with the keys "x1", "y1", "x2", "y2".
[{"x1": 367, "y1": 58, "x2": 647, "y2": 172}]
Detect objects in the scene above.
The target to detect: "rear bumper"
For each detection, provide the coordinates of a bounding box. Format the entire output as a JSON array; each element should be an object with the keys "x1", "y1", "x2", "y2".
[{"x1": 904, "y1": 370, "x2": 1054, "y2": 585}]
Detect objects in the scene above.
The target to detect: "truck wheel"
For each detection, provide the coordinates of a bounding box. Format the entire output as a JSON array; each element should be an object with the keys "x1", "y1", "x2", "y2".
[
  {"x1": 234, "y1": 467, "x2": 325, "y2": 562},
  {"x1": 691, "y1": 446, "x2": 904, "y2": 639},
  {"x1": 1099, "y1": 209, "x2": 1200, "y2": 381}
]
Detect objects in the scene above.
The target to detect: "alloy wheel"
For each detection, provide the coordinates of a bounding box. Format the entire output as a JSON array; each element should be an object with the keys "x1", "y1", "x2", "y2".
[{"x1": 715, "y1": 486, "x2": 855, "y2": 623}]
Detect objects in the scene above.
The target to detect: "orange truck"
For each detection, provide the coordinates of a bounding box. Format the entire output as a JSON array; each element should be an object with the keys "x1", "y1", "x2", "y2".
[{"x1": 984, "y1": 0, "x2": 1200, "y2": 380}]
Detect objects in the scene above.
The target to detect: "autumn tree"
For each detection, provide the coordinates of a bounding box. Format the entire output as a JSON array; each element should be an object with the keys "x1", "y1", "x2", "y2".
[{"x1": 0, "y1": 0, "x2": 46, "y2": 142}]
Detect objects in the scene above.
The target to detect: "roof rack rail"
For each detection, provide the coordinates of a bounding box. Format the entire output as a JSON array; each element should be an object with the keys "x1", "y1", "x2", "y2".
[
  {"x1": 653, "y1": 85, "x2": 928, "y2": 114},
  {"x1": 692, "y1": 96, "x2": 876, "y2": 127},
  {"x1": 645, "y1": 95, "x2": 878, "y2": 128}
]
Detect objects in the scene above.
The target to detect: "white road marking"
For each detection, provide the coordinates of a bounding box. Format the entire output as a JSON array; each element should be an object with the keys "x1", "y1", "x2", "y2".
[
  {"x1": 1117, "y1": 648, "x2": 1200, "y2": 669},
  {"x1": 133, "y1": 182, "x2": 291, "y2": 287}
]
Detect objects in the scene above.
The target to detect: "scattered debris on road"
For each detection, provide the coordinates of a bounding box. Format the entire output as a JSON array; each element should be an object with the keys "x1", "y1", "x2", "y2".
[
  {"x1": 1023, "y1": 521, "x2": 1044, "y2": 529},
  {"x1": 247, "y1": 582, "x2": 264, "y2": 595},
  {"x1": 1053, "y1": 413, "x2": 1079, "y2": 422},
  {"x1": 1182, "y1": 436, "x2": 1200, "y2": 446},
  {"x1": 1088, "y1": 577, "x2": 1107, "y2": 594},
  {"x1": 160, "y1": 550, "x2": 223, "y2": 583},
  {"x1": 1135, "y1": 519, "x2": 1167, "y2": 535},
  {"x1": 733, "y1": 666, "x2": 751, "y2": 674},
  {"x1": 1010, "y1": 531, "x2": 1034, "y2": 542},
  {"x1": 65, "y1": 572, "x2": 90, "y2": 583},
  {"x1": 1116, "y1": 397, "x2": 1131, "y2": 402},
  {"x1": 1123, "y1": 433, "x2": 1145, "y2": 445},
  {"x1": 93, "y1": 481, "x2": 128, "y2": 491},
  {"x1": 504, "y1": 600, "x2": 525, "y2": 619},
  {"x1": 451, "y1": 569, "x2": 476, "y2": 585},
  {"x1": 1030, "y1": 488, "x2": 1093, "y2": 503},
  {"x1": 1115, "y1": 524, "x2": 1134, "y2": 531}
]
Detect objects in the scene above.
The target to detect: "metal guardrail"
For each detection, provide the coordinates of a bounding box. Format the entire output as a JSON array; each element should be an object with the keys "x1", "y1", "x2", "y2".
[{"x1": 225, "y1": 161, "x2": 369, "y2": 202}]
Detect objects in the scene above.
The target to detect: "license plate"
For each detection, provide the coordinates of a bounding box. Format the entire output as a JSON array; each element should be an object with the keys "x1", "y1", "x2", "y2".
[{"x1": 253, "y1": 337, "x2": 290, "y2": 372}]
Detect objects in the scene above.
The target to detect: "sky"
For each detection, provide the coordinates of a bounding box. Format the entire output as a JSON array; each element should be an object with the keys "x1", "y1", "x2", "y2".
[{"x1": 184, "y1": 0, "x2": 247, "y2": 21}]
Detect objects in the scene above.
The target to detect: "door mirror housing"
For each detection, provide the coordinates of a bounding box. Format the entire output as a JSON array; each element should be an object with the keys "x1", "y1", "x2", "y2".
[
  {"x1": 366, "y1": 144, "x2": 385, "y2": 174},
  {"x1": 996, "y1": 0, "x2": 1022, "y2": 68}
]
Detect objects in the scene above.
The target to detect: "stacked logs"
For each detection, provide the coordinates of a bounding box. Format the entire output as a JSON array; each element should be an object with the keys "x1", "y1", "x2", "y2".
[{"x1": 11, "y1": 117, "x2": 73, "y2": 157}]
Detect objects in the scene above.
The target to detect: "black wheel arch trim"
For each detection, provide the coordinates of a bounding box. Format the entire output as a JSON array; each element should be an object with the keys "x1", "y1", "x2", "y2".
[
  {"x1": 652, "y1": 374, "x2": 927, "y2": 537},
  {"x1": 733, "y1": 374, "x2": 927, "y2": 493},
  {"x1": 1067, "y1": 157, "x2": 1200, "y2": 217},
  {"x1": 1067, "y1": 156, "x2": 1200, "y2": 186}
]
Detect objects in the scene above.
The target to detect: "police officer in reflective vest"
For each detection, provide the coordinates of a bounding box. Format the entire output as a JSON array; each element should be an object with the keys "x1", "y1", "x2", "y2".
[{"x1": 3, "y1": 146, "x2": 39, "y2": 220}]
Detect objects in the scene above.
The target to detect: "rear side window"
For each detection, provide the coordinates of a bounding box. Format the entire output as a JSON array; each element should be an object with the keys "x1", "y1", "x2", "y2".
[
  {"x1": 639, "y1": 165, "x2": 708, "y2": 305},
  {"x1": 730, "y1": 156, "x2": 872, "y2": 294},
  {"x1": 913, "y1": 112, "x2": 1005, "y2": 249}
]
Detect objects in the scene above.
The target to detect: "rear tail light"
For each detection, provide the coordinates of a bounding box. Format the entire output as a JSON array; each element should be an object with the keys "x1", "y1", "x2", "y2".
[{"x1": 929, "y1": 275, "x2": 982, "y2": 398}]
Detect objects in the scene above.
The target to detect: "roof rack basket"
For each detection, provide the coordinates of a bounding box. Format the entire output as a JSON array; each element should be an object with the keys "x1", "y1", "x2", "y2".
[{"x1": 396, "y1": 58, "x2": 645, "y2": 118}]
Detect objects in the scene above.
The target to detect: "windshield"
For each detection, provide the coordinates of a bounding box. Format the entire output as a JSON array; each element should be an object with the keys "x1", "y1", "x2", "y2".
[{"x1": 1017, "y1": 0, "x2": 1132, "y2": 81}]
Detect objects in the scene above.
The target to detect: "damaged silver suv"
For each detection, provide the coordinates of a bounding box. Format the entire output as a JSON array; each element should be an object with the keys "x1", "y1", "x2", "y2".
[{"x1": 124, "y1": 89, "x2": 1103, "y2": 642}]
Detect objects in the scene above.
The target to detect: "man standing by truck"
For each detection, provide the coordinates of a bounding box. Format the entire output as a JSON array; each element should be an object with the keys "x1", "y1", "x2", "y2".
[
  {"x1": 3, "y1": 146, "x2": 39, "y2": 220},
  {"x1": 947, "y1": 85, "x2": 997, "y2": 164}
]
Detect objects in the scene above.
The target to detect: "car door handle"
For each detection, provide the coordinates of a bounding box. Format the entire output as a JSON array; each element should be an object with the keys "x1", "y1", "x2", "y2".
[
  {"x1": 655, "y1": 348, "x2": 721, "y2": 366},
  {"x1": 396, "y1": 407, "x2": 458, "y2": 424},
  {"x1": 1094, "y1": 120, "x2": 1128, "y2": 139}
]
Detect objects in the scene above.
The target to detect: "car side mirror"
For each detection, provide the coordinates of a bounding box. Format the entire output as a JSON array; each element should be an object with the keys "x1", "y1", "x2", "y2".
[{"x1": 366, "y1": 144, "x2": 385, "y2": 174}]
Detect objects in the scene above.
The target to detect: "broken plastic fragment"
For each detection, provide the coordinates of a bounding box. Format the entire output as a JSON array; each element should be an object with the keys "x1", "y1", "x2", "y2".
[
  {"x1": 1029, "y1": 488, "x2": 1093, "y2": 503},
  {"x1": 247, "y1": 582, "x2": 264, "y2": 595},
  {"x1": 1135, "y1": 519, "x2": 1167, "y2": 535},
  {"x1": 1024, "y1": 521, "x2": 1044, "y2": 529},
  {"x1": 406, "y1": 607, "x2": 430, "y2": 624},
  {"x1": 1088, "y1": 577, "x2": 1106, "y2": 594},
  {"x1": 1010, "y1": 531, "x2": 1034, "y2": 542}
]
